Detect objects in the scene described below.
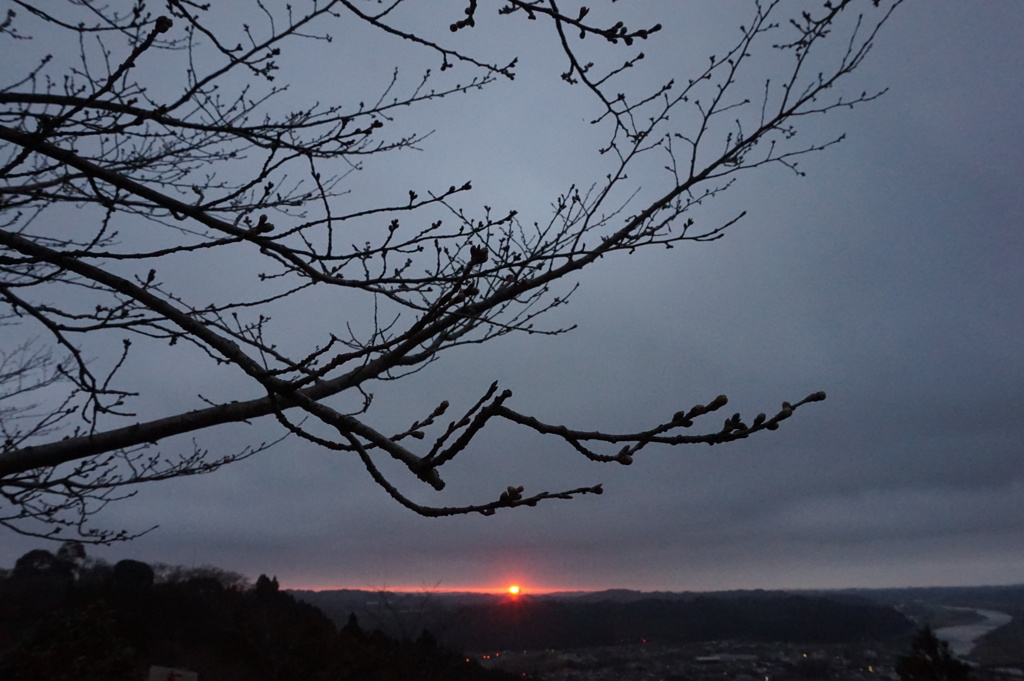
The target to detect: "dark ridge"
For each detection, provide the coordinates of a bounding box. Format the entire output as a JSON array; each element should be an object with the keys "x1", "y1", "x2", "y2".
[
  {"x1": 294, "y1": 588, "x2": 914, "y2": 651},
  {"x1": 446, "y1": 593, "x2": 914, "y2": 650}
]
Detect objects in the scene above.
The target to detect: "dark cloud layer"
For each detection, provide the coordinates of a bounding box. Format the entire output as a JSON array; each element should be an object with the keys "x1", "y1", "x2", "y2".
[{"x1": 2, "y1": 2, "x2": 1022, "y2": 592}]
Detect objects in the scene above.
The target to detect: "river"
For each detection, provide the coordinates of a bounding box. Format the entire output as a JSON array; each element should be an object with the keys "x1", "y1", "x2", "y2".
[{"x1": 934, "y1": 608, "x2": 1013, "y2": 657}]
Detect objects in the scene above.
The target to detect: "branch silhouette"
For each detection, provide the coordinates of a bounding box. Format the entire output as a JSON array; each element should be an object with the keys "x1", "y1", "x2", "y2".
[{"x1": 0, "y1": 0, "x2": 902, "y2": 541}]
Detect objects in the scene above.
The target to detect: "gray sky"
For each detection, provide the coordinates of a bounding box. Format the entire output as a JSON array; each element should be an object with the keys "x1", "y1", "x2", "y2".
[{"x1": 2, "y1": 1, "x2": 1022, "y2": 593}]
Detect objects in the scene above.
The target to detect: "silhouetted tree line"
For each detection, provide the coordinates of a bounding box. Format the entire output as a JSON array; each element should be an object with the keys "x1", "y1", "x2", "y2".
[
  {"x1": 896, "y1": 626, "x2": 973, "y2": 681},
  {"x1": 0, "y1": 542, "x2": 511, "y2": 681},
  {"x1": 445, "y1": 592, "x2": 914, "y2": 651}
]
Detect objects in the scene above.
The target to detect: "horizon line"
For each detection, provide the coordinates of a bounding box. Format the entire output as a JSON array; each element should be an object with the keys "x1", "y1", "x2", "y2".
[{"x1": 282, "y1": 580, "x2": 1024, "y2": 594}]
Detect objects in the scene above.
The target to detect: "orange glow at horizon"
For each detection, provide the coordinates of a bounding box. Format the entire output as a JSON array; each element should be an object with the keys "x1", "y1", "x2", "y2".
[{"x1": 286, "y1": 581, "x2": 581, "y2": 594}]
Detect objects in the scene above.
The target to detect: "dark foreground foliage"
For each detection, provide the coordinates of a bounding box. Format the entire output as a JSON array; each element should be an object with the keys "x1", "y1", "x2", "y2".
[{"x1": 0, "y1": 546, "x2": 511, "y2": 681}]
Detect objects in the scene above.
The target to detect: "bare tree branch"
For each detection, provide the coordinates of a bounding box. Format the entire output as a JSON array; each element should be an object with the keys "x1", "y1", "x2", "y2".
[{"x1": 0, "y1": 1, "x2": 903, "y2": 541}]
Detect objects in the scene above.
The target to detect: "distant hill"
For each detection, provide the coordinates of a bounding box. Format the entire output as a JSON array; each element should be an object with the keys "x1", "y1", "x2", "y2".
[
  {"x1": 294, "y1": 588, "x2": 915, "y2": 651},
  {"x1": 560, "y1": 587, "x2": 795, "y2": 603},
  {"x1": 820, "y1": 584, "x2": 1024, "y2": 613},
  {"x1": 448, "y1": 592, "x2": 914, "y2": 650}
]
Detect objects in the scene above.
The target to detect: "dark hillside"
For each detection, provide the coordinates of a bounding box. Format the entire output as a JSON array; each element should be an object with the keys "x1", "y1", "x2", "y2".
[
  {"x1": 445, "y1": 592, "x2": 913, "y2": 651},
  {"x1": 295, "y1": 588, "x2": 913, "y2": 652},
  {"x1": 0, "y1": 546, "x2": 511, "y2": 681}
]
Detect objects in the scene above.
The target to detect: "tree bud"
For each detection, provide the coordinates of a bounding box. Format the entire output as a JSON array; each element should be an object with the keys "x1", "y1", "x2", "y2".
[
  {"x1": 708, "y1": 394, "x2": 728, "y2": 410},
  {"x1": 469, "y1": 245, "x2": 489, "y2": 265}
]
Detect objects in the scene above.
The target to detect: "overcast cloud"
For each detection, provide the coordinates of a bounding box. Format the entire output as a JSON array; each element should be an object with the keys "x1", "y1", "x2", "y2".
[{"x1": 1, "y1": 1, "x2": 1022, "y2": 593}]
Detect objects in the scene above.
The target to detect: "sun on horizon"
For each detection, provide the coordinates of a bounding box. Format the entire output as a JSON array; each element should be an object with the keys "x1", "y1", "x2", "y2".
[{"x1": 507, "y1": 584, "x2": 521, "y2": 595}]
